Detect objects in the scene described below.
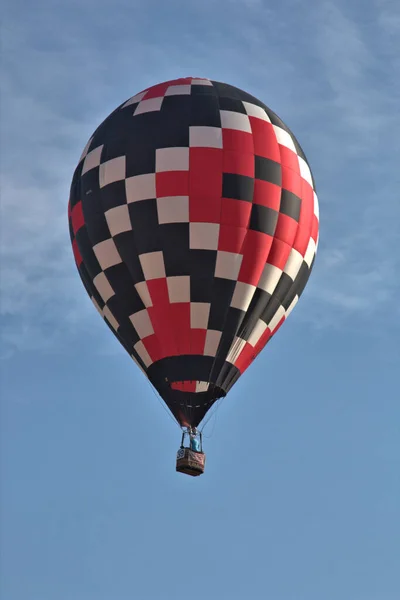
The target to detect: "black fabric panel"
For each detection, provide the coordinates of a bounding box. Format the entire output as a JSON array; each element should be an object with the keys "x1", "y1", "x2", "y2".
[
  {"x1": 68, "y1": 77, "x2": 318, "y2": 429},
  {"x1": 255, "y1": 156, "x2": 282, "y2": 186},
  {"x1": 222, "y1": 174, "x2": 254, "y2": 202},
  {"x1": 279, "y1": 190, "x2": 302, "y2": 221}
]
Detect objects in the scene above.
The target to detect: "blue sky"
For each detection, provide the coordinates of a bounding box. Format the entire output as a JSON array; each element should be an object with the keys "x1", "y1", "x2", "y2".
[{"x1": 1, "y1": 0, "x2": 399, "y2": 598}]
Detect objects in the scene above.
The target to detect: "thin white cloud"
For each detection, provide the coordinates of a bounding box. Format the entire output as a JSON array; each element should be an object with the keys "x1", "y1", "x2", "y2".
[{"x1": 289, "y1": 1, "x2": 400, "y2": 331}]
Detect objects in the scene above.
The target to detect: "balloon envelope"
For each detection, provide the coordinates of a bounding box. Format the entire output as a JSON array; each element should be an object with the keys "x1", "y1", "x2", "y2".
[{"x1": 68, "y1": 77, "x2": 319, "y2": 427}]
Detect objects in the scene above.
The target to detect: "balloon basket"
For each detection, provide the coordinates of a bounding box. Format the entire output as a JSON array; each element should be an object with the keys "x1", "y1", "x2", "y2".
[{"x1": 176, "y1": 447, "x2": 206, "y2": 477}]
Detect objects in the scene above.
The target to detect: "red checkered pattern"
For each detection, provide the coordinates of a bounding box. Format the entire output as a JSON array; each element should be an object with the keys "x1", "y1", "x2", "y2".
[{"x1": 68, "y1": 77, "x2": 319, "y2": 427}]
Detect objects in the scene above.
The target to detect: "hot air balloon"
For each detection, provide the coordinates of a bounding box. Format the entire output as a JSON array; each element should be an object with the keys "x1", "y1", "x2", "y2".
[{"x1": 68, "y1": 77, "x2": 319, "y2": 476}]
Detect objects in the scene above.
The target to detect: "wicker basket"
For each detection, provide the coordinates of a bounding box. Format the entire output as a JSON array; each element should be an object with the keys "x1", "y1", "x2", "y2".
[{"x1": 176, "y1": 447, "x2": 206, "y2": 477}]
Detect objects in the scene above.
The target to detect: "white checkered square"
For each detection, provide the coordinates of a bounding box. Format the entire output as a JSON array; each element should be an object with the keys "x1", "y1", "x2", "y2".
[
  {"x1": 105, "y1": 205, "x2": 132, "y2": 236},
  {"x1": 285, "y1": 295, "x2": 299, "y2": 319},
  {"x1": 93, "y1": 238, "x2": 122, "y2": 270},
  {"x1": 121, "y1": 91, "x2": 147, "y2": 108},
  {"x1": 99, "y1": 156, "x2": 126, "y2": 188},
  {"x1": 248, "y1": 318, "x2": 268, "y2": 347},
  {"x1": 139, "y1": 251, "x2": 166, "y2": 280},
  {"x1": 134, "y1": 281, "x2": 153, "y2": 308},
  {"x1": 126, "y1": 174, "x2": 156, "y2": 203},
  {"x1": 284, "y1": 248, "x2": 303, "y2": 280},
  {"x1": 129, "y1": 309, "x2": 154, "y2": 339},
  {"x1": 258, "y1": 263, "x2": 283, "y2": 294},
  {"x1": 242, "y1": 102, "x2": 271, "y2": 122},
  {"x1": 82, "y1": 145, "x2": 103, "y2": 175},
  {"x1": 190, "y1": 302, "x2": 210, "y2": 329},
  {"x1": 79, "y1": 136, "x2": 93, "y2": 162},
  {"x1": 220, "y1": 110, "x2": 251, "y2": 133},
  {"x1": 314, "y1": 191, "x2": 320, "y2": 219},
  {"x1": 268, "y1": 305, "x2": 285, "y2": 332},
  {"x1": 203, "y1": 330, "x2": 222, "y2": 357},
  {"x1": 167, "y1": 276, "x2": 190, "y2": 303},
  {"x1": 226, "y1": 337, "x2": 247, "y2": 364},
  {"x1": 156, "y1": 147, "x2": 189, "y2": 172},
  {"x1": 133, "y1": 97, "x2": 163, "y2": 115},
  {"x1": 93, "y1": 272, "x2": 115, "y2": 303},
  {"x1": 189, "y1": 126, "x2": 223, "y2": 148},
  {"x1": 196, "y1": 381, "x2": 210, "y2": 392},
  {"x1": 304, "y1": 238, "x2": 316, "y2": 267},
  {"x1": 215, "y1": 251, "x2": 243, "y2": 280},
  {"x1": 273, "y1": 126, "x2": 297, "y2": 153},
  {"x1": 298, "y1": 156, "x2": 313, "y2": 187},
  {"x1": 134, "y1": 340, "x2": 153, "y2": 367},
  {"x1": 157, "y1": 196, "x2": 189, "y2": 224},
  {"x1": 190, "y1": 223, "x2": 220, "y2": 251},
  {"x1": 165, "y1": 84, "x2": 191, "y2": 96},
  {"x1": 91, "y1": 296, "x2": 102, "y2": 315},
  {"x1": 230, "y1": 282, "x2": 256, "y2": 311},
  {"x1": 191, "y1": 78, "x2": 212, "y2": 86}
]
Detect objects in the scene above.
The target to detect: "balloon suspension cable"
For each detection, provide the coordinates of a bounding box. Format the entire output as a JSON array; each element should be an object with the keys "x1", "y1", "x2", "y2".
[
  {"x1": 200, "y1": 393, "x2": 226, "y2": 438},
  {"x1": 145, "y1": 379, "x2": 181, "y2": 429}
]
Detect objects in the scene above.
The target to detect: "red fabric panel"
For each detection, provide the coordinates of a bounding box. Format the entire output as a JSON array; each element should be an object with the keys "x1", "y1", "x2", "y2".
[
  {"x1": 253, "y1": 180, "x2": 281, "y2": 210},
  {"x1": 293, "y1": 181, "x2": 313, "y2": 256},
  {"x1": 220, "y1": 198, "x2": 251, "y2": 227},
  {"x1": 238, "y1": 230, "x2": 273, "y2": 285},
  {"x1": 218, "y1": 225, "x2": 247, "y2": 253},
  {"x1": 274, "y1": 213, "x2": 298, "y2": 246},
  {"x1": 223, "y1": 151, "x2": 254, "y2": 178},
  {"x1": 189, "y1": 148, "x2": 223, "y2": 198},
  {"x1": 278, "y1": 146, "x2": 300, "y2": 173},
  {"x1": 222, "y1": 129, "x2": 254, "y2": 153},
  {"x1": 189, "y1": 195, "x2": 221, "y2": 223},
  {"x1": 71, "y1": 201, "x2": 85, "y2": 234},
  {"x1": 156, "y1": 172, "x2": 189, "y2": 197},
  {"x1": 249, "y1": 118, "x2": 280, "y2": 161},
  {"x1": 266, "y1": 238, "x2": 292, "y2": 270}
]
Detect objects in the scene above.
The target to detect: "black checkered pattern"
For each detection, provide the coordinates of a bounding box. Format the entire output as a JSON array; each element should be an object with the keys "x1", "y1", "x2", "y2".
[{"x1": 68, "y1": 77, "x2": 319, "y2": 427}]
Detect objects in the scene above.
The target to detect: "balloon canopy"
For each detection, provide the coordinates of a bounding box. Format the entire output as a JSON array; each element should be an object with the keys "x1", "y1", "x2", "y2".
[{"x1": 68, "y1": 77, "x2": 319, "y2": 428}]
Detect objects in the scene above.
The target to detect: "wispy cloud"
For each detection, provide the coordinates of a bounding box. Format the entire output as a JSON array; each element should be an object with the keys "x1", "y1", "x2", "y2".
[{"x1": 292, "y1": 1, "x2": 400, "y2": 332}]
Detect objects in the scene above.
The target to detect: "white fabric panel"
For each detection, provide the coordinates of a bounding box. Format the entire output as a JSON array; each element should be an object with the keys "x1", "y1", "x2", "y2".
[
  {"x1": 247, "y1": 319, "x2": 268, "y2": 347},
  {"x1": 134, "y1": 341, "x2": 153, "y2": 367},
  {"x1": 284, "y1": 248, "x2": 303, "y2": 280},
  {"x1": 215, "y1": 251, "x2": 243, "y2": 280},
  {"x1": 99, "y1": 156, "x2": 126, "y2": 188},
  {"x1": 230, "y1": 282, "x2": 256, "y2": 311},
  {"x1": 129, "y1": 309, "x2": 154, "y2": 339},
  {"x1": 157, "y1": 196, "x2": 189, "y2": 224},
  {"x1": 156, "y1": 147, "x2": 189, "y2": 172},
  {"x1": 93, "y1": 272, "x2": 115, "y2": 303},
  {"x1": 189, "y1": 126, "x2": 223, "y2": 148},
  {"x1": 190, "y1": 222, "x2": 220, "y2": 250},
  {"x1": 167, "y1": 276, "x2": 190, "y2": 303},
  {"x1": 126, "y1": 173, "x2": 156, "y2": 203},
  {"x1": 203, "y1": 330, "x2": 222, "y2": 357},
  {"x1": 220, "y1": 110, "x2": 251, "y2": 133},
  {"x1": 93, "y1": 238, "x2": 122, "y2": 270},
  {"x1": 134, "y1": 97, "x2": 163, "y2": 115},
  {"x1": 190, "y1": 303, "x2": 210, "y2": 329},
  {"x1": 258, "y1": 263, "x2": 283, "y2": 294},
  {"x1": 134, "y1": 281, "x2": 153, "y2": 308},
  {"x1": 139, "y1": 251, "x2": 166, "y2": 280},
  {"x1": 273, "y1": 126, "x2": 297, "y2": 152},
  {"x1": 105, "y1": 205, "x2": 132, "y2": 236},
  {"x1": 242, "y1": 102, "x2": 271, "y2": 122},
  {"x1": 82, "y1": 145, "x2": 103, "y2": 174}
]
